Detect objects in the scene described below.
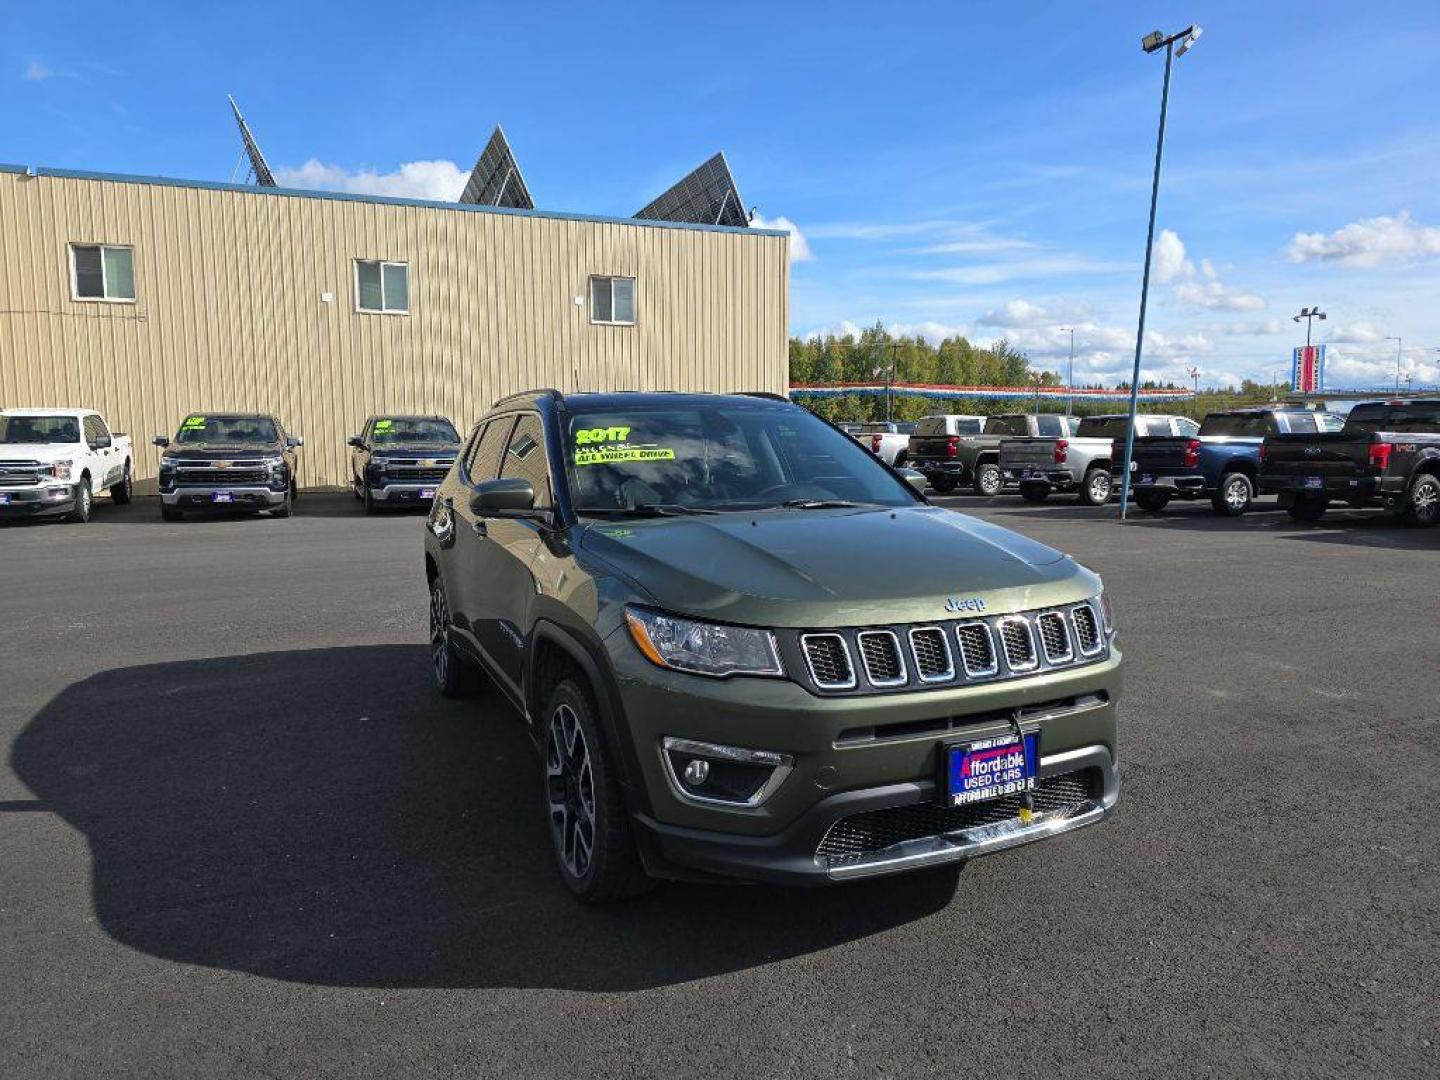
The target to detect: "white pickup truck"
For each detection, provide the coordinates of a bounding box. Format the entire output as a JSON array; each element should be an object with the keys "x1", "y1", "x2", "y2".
[
  {"x1": 853, "y1": 421, "x2": 918, "y2": 466},
  {"x1": 0, "y1": 409, "x2": 133, "y2": 523}
]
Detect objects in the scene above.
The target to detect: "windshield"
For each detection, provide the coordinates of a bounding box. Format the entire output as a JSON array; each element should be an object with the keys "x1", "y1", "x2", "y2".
[
  {"x1": 174, "y1": 415, "x2": 279, "y2": 445},
  {"x1": 1346, "y1": 404, "x2": 1440, "y2": 434},
  {"x1": 1200, "y1": 413, "x2": 1272, "y2": 437},
  {"x1": 1076, "y1": 416, "x2": 1173, "y2": 438},
  {"x1": 371, "y1": 418, "x2": 459, "y2": 445},
  {"x1": 0, "y1": 415, "x2": 80, "y2": 444},
  {"x1": 561, "y1": 402, "x2": 918, "y2": 513}
]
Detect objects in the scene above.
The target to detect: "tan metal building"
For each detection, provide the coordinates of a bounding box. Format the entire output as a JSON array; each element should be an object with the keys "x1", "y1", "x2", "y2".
[{"x1": 0, "y1": 165, "x2": 790, "y2": 489}]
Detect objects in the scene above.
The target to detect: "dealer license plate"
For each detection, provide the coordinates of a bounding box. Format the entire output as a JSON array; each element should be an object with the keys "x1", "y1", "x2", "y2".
[
  {"x1": 1139, "y1": 473, "x2": 1154, "y2": 485},
  {"x1": 0, "y1": 493, "x2": 11, "y2": 505},
  {"x1": 1020, "y1": 469, "x2": 1038, "y2": 480},
  {"x1": 211, "y1": 491, "x2": 234, "y2": 504},
  {"x1": 1303, "y1": 476, "x2": 1324, "y2": 490},
  {"x1": 946, "y1": 732, "x2": 1038, "y2": 807},
  {"x1": 420, "y1": 487, "x2": 436, "y2": 499}
]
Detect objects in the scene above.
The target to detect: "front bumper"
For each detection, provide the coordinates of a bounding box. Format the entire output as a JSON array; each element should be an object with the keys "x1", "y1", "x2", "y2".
[
  {"x1": 605, "y1": 630, "x2": 1122, "y2": 884},
  {"x1": 161, "y1": 486, "x2": 288, "y2": 509},
  {"x1": 368, "y1": 482, "x2": 440, "y2": 504},
  {"x1": 0, "y1": 484, "x2": 76, "y2": 516}
]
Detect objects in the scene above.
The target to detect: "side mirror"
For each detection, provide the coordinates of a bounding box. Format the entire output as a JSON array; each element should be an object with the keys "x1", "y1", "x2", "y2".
[
  {"x1": 91, "y1": 434, "x2": 112, "y2": 450},
  {"x1": 153, "y1": 435, "x2": 170, "y2": 448},
  {"x1": 287, "y1": 435, "x2": 304, "y2": 449},
  {"x1": 346, "y1": 435, "x2": 363, "y2": 448},
  {"x1": 469, "y1": 477, "x2": 536, "y2": 516}
]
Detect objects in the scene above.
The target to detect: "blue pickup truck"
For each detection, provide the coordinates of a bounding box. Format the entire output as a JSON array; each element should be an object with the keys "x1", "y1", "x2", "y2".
[{"x1": 1116, "y1": 407, "x2": 1345, "y2": 516}]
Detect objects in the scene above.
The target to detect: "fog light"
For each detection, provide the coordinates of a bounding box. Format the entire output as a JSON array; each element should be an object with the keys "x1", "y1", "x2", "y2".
[
  {"x1": 683, "y1": 759, "x2": 710, "y2": 786},
  {"x1": 661, "y1": 736, "x2": 794, "y2": 807}
]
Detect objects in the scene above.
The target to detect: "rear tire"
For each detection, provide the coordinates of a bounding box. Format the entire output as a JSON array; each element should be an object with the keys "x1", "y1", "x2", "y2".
[
  {"x1": 543, "y1": 679, "x2": 652, "y2": 904},
  {"x1": 972, "y1": 462, "x2": 1002, "y2": 496},
  {"x1": 1019, "y1": 481, "x2": 1049, "y2": 503},
  {"x1": 930, "y1": 475, "x2": 957, "y2": 494},
  {"x1": 1404, "y1": 473, "x2": 1440, "y2": 527},
  {"x1": 1080, "y1": 467, "x2": 1112, "y2": 506},
  {"x1": 1135, "y1": 490, "x2": 1171, "y2": 513},
  {"x1": 1286, "y1": 495, "x2": 1328, "y2": 523},
  {"x1": 110, "y1": 463, "x2": 132, "y2": 505},
  {"x1": 1211, "y1": 472, "x2": 1253, "y2": 517},
  {"x1": 429, "y1": 576, "x2": 482, "y2": 698},
  {"x1": 66, "y1": 477, "x2": 92, "y2": 523}
]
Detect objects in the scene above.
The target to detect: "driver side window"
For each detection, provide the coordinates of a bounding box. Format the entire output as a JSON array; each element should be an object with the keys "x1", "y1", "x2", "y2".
[{"x1": 465, "y1": 418, "x2": 512, "y2": 484}]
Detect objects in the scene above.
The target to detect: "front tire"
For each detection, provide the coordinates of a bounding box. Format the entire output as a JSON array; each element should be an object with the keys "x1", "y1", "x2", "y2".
[
  {"x1": 1404, "y1": 473, "x2": 1440, "y2": 527},
  {"x1": 543, "y1": 680, "x2": 651, "y2": 904},
  {"x1": 1080, "y1": 467, "x2": 1112, "y2": 506},
  {"x1": 973, "y1": 462, "x2": 1003, "y2": 496},
  {"x1": 1211, "y1": 472, "x2": 1253, "y2": 517},
  {"x1": 1286, "y1": 495, "x2": 1328, "y2": 523},
  {"x1": 1019, "y1": 481, "x2": 1049, "y2": 503},
  {"x1": 110, "y1": 463, "x2": 132, "y2": 505},
  {"x1": 429, "y1": 576, "x2": 482, "y2": 698},
  {"x1": 66, "y1": 477, "x2": 92, "y2": 523},
  {"x1": 363, "y1": 485, "x2": 377, "y2": 515},
  {"x1": 272, "y1": 485, "x2": 295, "y2": 518}
]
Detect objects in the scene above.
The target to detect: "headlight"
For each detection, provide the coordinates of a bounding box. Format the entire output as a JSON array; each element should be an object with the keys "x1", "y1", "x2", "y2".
[
  {"x1": 625, "y1": 606, "x2": 784, "y2": 678},
  {"x1": 49, "y1": 459, "x2": 72, "y2": 481},
  {"x1": 261, "y1": 455, "x2": 285, "y2": 468},
  {"x1": 371, "y1": 456, "x2": 393, "y2": 467}
]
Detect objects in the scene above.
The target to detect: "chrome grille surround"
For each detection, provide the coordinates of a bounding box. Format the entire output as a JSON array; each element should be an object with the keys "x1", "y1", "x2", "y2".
[
  {"x1": 954, "y1": 621, "x2": 999, "y2": 677},
  {"x1": 856, "y1": 630, "x2": 907, "y2": 688},
  {"x1": 996, "y1": 616, "x2": 1038, "y2": 673},
  {"x1": 800, "y1": 633, "x2": 856, "y2": 690},
  {"x1": 1036, "y1": 611, "x2": 1074, "y2": 665},
  {"x1": 1071, "y1": 603, "x2": 1103, "y2": 656},
  {"x1": 907, "y1": 626, "x2": 954, "y2": 683}
]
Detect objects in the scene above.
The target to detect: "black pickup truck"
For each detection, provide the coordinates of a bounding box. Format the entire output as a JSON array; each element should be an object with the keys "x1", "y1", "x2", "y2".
[
  {"x1": 1258, "y1": 400, "x2": 1440, "y2": 525},
  {"x1": 348, "y1": 415, "x2": 462, "y2": 513}
]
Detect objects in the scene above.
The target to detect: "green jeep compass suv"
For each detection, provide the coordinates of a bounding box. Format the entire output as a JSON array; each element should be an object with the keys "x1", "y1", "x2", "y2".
[{"x1": 424, "y1": 390, "x2": 1121, "y2": 902}]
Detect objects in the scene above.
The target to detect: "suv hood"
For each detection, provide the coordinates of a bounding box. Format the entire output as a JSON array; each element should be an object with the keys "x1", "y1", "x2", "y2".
[{"x1": 580, "y1": 505, "x2": 1095, "y2": 628}]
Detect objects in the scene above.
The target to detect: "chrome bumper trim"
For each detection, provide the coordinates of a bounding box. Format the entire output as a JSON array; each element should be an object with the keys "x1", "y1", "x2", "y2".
[
  {"x1": 161, "y1": 486, "x2": 287, "y2": 506},
  {"x1": 371, "y1": 483, "x2": 439, "y2": 501},
  {"x1": 823, "y1": 743, "x2": 1118, "y2": 881}
]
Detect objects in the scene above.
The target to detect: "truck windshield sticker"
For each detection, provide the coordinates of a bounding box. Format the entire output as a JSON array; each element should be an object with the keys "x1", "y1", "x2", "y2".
[
  {"x1": 575, "y1": 426, "x2": 631, "y2": 446},
  {"x1": 182, "y1": 416, "x2": 207, "y2": 430},
  {"x1": 572, "y1": 424, "x2": 675, "y2": 466},
  {"x1": 374, "y1": 419, "x2": 393, "y2": 432}
]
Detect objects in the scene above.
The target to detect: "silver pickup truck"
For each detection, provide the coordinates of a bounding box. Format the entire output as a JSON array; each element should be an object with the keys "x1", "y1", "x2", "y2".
[
  {"x1": 911, "y1": 413, "x2": 1073, "y2": 495},
  {"x1": 998, "y1": 413, "x2": 1199, "y2": 505}
]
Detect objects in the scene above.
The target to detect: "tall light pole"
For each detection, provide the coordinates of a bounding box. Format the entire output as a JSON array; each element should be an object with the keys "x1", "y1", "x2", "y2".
[
  {"x1": 1385, "y1": 335, "x2": 1402, "y2": 393},
  {"x1": 1118, "y1": 23, "x2": 1203, "y2": 521},
  {"x1": 1059, "y1": 327, "x2": 1076, "y2": 415},
  {"x1": 1186, "y1": 365, "x2": 1200, "y2": 415},
  {"x1": 1293, "y1": 305, "x2": 1326, "y2": 348}
]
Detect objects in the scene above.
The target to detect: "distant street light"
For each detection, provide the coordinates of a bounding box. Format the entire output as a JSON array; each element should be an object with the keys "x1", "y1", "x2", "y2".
[
  {"x1": 1186, "y1": 365, "x2": 1200, "y2": 414},
  {"x1": 1118, "y1": 23, "x2": 1203, "y2": 522},
  {"x1": 1292, "y1": 305, "x2": 1326, "y2": 348},
  {"x1": 1385, "y1": 335, "x2": 1402, "y2": 393},
  {"x1": 1059, "y1": 327, "x2": 1076, "y2": 415}
]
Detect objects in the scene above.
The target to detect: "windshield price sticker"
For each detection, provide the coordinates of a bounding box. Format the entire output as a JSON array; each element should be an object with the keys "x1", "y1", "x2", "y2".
[
  {"x1": 374, "y1": 419, "x2": 393, "y2": 432},
  {"x1": 573, "y1": 424, "x2": 675, "y2": 466},
  {"x1": 182, "y1": 416, "x2": 207, "y2": 430}
]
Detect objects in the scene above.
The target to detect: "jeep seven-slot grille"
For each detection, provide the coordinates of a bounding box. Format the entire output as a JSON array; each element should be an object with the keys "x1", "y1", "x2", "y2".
[
  {"x1": 909, "y1": 628, "x2": 953, "y2": 682},
  {"x1": 1073, "y1": 605, "x2": 1101, "y2": 654},
  {"x1": 788, "y1": 601, "x2": 1108, "y2": 695},
  {"x1": 857, "y1": 631, "x2": 906, "y2": 687},
  {"x1": 817, "y1": 769, "x2": 1099, "y2": 864},
  {"x1": 801, "y1": 634, "x2": 855, "y2": 689}
]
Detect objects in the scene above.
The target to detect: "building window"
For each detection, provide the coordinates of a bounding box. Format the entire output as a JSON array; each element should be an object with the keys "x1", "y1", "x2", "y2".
[
  {"x1": 355, "y1": 260, "x2": 410, "y2": 314},
  {"x1": 590, "y1": 275, "x2": 635, "y2": 325},
  {"x1": 70, "y1": 244, "x2": 135, "y2": 302}
]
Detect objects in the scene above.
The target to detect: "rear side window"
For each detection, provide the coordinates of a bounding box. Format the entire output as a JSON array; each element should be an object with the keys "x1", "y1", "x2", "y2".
[
  {"x1": 985, "y1": 416, "x2": 1024, "y2": 436},
  {"x1": 1283, "y1": 412, "x2": 1319, "y2": 433},
  {"x1": 953, "y1": 418, "x2": 982, "y2": 435},
  {"x1": 1348, "y1": 404, "x2": 1440, "y2": 434},
  {"x1": 465, "y1": 418, "x2": 513, "y2": 482},
  {"x1": 1035, "y1": 416, "x2": 1067, "y2": 437},
  {"x1": 1076, "y1": 418, "x2": 1125, "y2": 439},
  {"x1": 1200, "y1": 413, "x2": 1273, "y2": 437},
  {"x1": 499, "y1": 414, "x2": 553, "y2": 504},
  {"x1": 915, "y1": 417, "x2": 947, "y2": 437}
]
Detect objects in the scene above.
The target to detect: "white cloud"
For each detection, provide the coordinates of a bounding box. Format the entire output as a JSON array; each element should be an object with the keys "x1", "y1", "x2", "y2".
[
  {"x1": 1325, "y1": 320, "x2": 1385, "y2": 344},
  {"x1": 977, "y1": 299, "x2": 1051, "y2": 328},
  {"x1": 910, "y1": 255, "x2": 1130, "y2": 286},
  {"x1": 1217, "y1": 319, "x2": 1283, "y2": 336},
  {"x1": 1325, "y1": 345, "x2": 1440, "y2": 388},
  {"x1": 1152, "y1": 229, "x2": 1193, "y2": 285},
  {"x1": 1286, "y1": 211, "x2": 1440, "y2": 267},
  {"x1": 802, "y1": 319, "x2": 970, "y2": 344},
  {"x1": 750, "y1": 212, "x2": 812, "y2": 263},
  {"x1": 272, "y1": 158, "x2": 470, "y2": 202},
  {"x1": 1172, "y1": 280, "x2": 1267, "y2": 311},
  {"x1": 23, "y1": 61, "x2": 51, "y2": 81}
]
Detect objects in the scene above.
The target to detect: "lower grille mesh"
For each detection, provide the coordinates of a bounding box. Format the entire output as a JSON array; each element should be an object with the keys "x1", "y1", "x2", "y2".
[
  {"x1": 1073, "y1": 605, "x2": 1101, "y2": 653},
  {"x1": 816, "y1": 769, "x2": 1098, "y2": 864},
  {"x1": 802, "y1": 635, "x2": 854, "y2": 688}
]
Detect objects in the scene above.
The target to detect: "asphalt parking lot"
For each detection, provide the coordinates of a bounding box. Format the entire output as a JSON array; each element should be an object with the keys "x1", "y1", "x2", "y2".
[{"x1": 2, "y1": 491, "x2": 1437, "y2": 1079}]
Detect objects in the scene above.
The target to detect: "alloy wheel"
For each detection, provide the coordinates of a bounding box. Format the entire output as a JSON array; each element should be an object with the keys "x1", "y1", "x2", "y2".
[
  {"x1": 546, "y1": 703, "x2": 596, "y2": 879},
  {"x1": 1414, "y1": 478, "x2": 1439, "y2": 523},
  {"x1": 979, "y1": 467, "x2": 1001, "y2": 495},
  {"x1": 1090, "y1": 472, "x2": 1112, "y2": 503},
  {"x1": 1225, "y1": 476, "x2": 1249, "y2": 511},
  {"x1": 429, "y1": 583, "x2": 450, "y2": 687}
]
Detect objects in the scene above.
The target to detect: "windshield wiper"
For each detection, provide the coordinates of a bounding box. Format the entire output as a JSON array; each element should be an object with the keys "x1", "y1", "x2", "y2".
[
  {"x1": 774, "y1": 499, "x2": 865, "y2": 510},
  {"x1": 582, "y1": 504, "x2": 721, "y2": 518}
]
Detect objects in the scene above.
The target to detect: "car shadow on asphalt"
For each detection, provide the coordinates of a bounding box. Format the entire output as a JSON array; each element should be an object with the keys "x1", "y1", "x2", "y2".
[{"x1": 10, "y1": 644, "x2": 959, "y2": 992}]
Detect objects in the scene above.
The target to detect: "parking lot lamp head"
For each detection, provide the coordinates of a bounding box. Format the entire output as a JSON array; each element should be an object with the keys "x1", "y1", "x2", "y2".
[{"x1": 1118, "y1": 22, "x2": 1202, "y2": 522}]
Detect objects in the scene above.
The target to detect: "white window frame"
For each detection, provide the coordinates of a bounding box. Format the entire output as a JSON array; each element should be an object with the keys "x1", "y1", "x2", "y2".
[
  {"x1": 354, "y1": 259, "x2": 411, "y2": 316},
  {"x1": 589, "y1": 275, "x2": 636, "y2": 326},
  {"x1": 69, "y1": 243, "x2": 136, "y2": 304}
]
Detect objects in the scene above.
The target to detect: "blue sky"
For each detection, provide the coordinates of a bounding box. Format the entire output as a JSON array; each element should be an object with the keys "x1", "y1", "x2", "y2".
[{"x1": 7, "y1": 1, "x2": 1440, "y2": 389}]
